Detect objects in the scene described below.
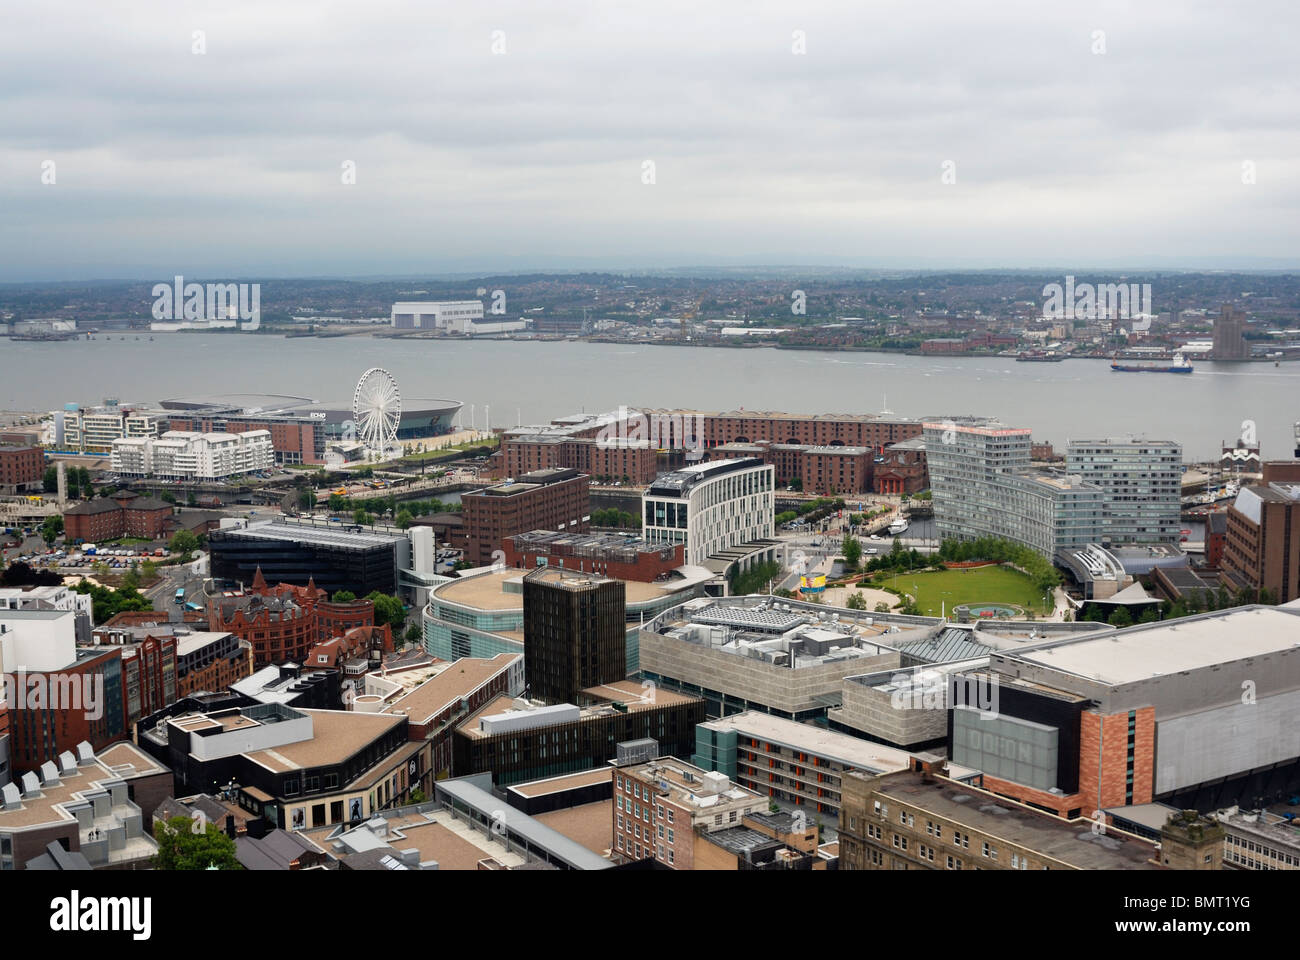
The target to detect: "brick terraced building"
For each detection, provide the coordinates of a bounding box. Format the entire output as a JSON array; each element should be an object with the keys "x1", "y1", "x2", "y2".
[
  {"x1": 461, "y1": 468, "x2": 590, "y2": 567},
  {"x1": 62, "y1": 490, "x2": 173, "y2": 542}
]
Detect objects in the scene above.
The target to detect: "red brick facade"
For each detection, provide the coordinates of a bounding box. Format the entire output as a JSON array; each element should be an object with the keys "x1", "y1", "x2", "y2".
[
  {"x1": 7, "y1": 648, "x2": 127, "y2": 773},
  {"x1": 503, "y1": 535, "x2": 683, "y2": 582},
  {"x1": 979, "y1": 706, "x2": 1156, "y2": 818},
  {"x1": 501, "y1": 437, "x2": 658, "y2": 484},
  {"x1": 63, "y1": 491, "x2": 173, "y2": 542},
  {"x1": 207, "y1": 570, "x2": 377, "y2": 667},
  {"x1": 462, "y1": 470, "x2": 590, "y2": 566},
  {"x1": 0, "y1": 444, "x2": 44, "y2": 492}
]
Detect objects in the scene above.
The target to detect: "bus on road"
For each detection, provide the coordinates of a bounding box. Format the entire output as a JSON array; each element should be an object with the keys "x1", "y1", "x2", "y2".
[{"x1": 174, "y1": 588, "x2": 186, "y2": 604}]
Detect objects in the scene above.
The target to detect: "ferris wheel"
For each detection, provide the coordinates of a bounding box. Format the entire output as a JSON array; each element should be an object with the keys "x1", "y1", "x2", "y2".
[{"x1": 352, "y1": 367, "x2": 402, "y2": 454}]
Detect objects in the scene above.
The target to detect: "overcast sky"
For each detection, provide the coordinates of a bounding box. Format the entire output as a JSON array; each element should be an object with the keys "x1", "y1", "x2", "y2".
[{"x1": 2, "y1": 0, "x2": 1297, "y2": 280}]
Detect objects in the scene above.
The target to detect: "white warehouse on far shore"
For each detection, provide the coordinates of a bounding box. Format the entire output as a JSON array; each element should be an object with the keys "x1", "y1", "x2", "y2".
[
  {"x1": 112, "y1": 429, "x2": 273, "y2": 481},
  {"x1": 390, "y1": 300, "x2": 528, "y2": 336}
]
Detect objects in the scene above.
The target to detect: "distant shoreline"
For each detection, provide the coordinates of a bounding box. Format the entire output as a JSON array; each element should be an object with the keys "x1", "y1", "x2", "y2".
[{"x1": 9, "y1": 326, "x2": 1298, "y2": 363}]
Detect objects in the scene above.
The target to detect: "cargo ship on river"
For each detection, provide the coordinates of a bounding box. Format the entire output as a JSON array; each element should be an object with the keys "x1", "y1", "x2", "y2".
[{"x1": 1111, "y1": 352, "x2": 1194, "y2": 374}]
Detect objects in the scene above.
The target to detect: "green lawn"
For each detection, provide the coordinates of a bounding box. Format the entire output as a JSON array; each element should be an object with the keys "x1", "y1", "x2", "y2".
[{"x1": 881, "y1": 564, "x2": 1050, "y2": 617}]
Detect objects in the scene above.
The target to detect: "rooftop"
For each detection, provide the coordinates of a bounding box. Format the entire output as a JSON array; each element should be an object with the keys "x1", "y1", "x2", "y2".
[
  {"x1": 647, "y1": 457, "x2": 768, "y2": 498},
  {"x1": 433, "y1": 567, "x2": 673, "y2": 612},
  {"x1": 0, "y1": 741, "x2": 165, "y2": 832},
  {"x1": 699, "y1": 712, "x2": 913, "y2": 775},
  {"x1": 533, "y1": 801, "x2": 613, "y2": 857},
  {"x1": 1007, "y1": 606, "x2": 1300, "y2": 686},
  {"x1": 457, "y1": 681, "x2": 696, "y2": 741},
  {"x1": 509, "y1": 767, "x2": 612, "y2": 799},
  {"x1": 216, "y1": 519, "x2": 404, "y2": 549},
  {"x1": 384, "y1": 653, "x2": 520, "y2": 724},
  {"x1": 649, "y1": 597, "x2": 933, "y2": 668},
  {"x1": 240, "y1": 709, "x2": 403, "y2": 773},
  {"x1": 622, "y1": 757, "x2": 762, "y2": 812},
  {"x1": 864, "y1": 769, "x2": 1160, "y2": 869}
]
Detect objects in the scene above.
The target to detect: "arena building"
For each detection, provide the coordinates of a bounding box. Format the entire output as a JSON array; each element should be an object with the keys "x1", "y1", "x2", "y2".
[{"x1": 158, "y1": 393, "x2": 462, "y2": 465}]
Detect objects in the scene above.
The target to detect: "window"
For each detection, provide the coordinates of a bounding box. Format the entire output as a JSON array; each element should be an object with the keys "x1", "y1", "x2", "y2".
[
  {"x1": 617, "y1": 796, "x2": 623, "y2": 812},
  {"x1": 668, "y1": 849, "x2": 675, "y2": 865},
  {"x1": 618, "y1": 814, "x2": 624, "y2": 830},
  {"x1": 667, "y1": 829, "x2": 674, "y2": 844},
  {"x1": 666, "y1": 809, "x2": 674, "y2": 824}
]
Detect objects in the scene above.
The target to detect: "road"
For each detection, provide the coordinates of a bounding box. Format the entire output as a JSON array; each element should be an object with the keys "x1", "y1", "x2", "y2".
[{"x1": 143, "y1": 555, "x2": 210, "y2": 619}]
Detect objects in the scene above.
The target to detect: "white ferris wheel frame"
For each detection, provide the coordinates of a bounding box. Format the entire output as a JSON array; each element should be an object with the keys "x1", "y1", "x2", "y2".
[{"x1": 352, "y1": 367, "x2": 402, "y2": 454}]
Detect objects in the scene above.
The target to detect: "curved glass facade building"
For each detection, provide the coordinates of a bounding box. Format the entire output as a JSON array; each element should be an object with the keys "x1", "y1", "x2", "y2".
[{"x1": 422, "y1": 567, "x2": 705, "y2": 674}]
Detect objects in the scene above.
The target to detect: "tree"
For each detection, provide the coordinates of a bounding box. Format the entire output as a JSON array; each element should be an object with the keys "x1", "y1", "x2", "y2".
[
  {"x1": 298, "y1": 489, "x2": 317, "y2": 511},
  {"x1": 404, "y1": 622, "x2": 422, "y2": 644},
  {"x1": 141, "y1": 559, "x2": 157, "y2": 581},
  {"x1": 841, "y1": 533, "x2": 861, "y2": 570},
  {"x1": 71, "y1": 578, "x2": 153, "y2": 624},
  {"x1": 395, "y1": 510, "x2": 413, "y2": 529},
  {"x1": 120, "y1": 565, "x2": 141, "y2": 591},
  {"x1": 845, "y1": 591, "x2": 866, "y2": 610},
  {"x1": 332, "y1": 590, "x2": 356, "y2": 602},
  {"x1": 328, "y1": 494, "x2": 347, "y2": 512},
  {"x1": 1108, "y1": 606, "x2": 1133, "y2": 627},
  {"x1": 874, "y1": 601, "x2": 891, "y2": 613},
  {"x1": 42, "y1": 466, "x2": 59, "y2": 492},
  {"x1": 160, "y1": 491, "x2": 177, "y2": 504},
  {"x1": 40, "y1": 514, "x2": 63, "y2": 546},
  {"x1": 365, "y1": 591, "x2": 406, "y2": 628},
  {"x1": 169, "y1": 530, "x2": 199, "y2": 559},
  {"x1": 187, "y1": 491, "x2": 198, "y2": 507},
  {"x1": 1, "y1": 561, "x2": 62, "y2": 587},
  {"x1": 352, "y1": 509, "x2": 374, "y2": 526},
  {"x1": 153, "y1": 816, "x2": 242, "y2": 871}
]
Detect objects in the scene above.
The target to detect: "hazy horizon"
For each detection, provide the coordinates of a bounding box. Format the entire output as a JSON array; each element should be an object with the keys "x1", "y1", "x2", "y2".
[{"x1": 3, "y1": 1, "x2": 1297, "y2": 281}]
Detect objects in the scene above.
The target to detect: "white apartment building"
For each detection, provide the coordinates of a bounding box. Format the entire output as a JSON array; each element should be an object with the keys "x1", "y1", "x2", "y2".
[
  {"x1": 1066, "y1": 438, "x2": 1183, "y2": 544},
  {"x1": 642, "y1": 458, "x2": 774, "y2": 566},
  {"x1": 0, "y1": 585, "x2": 93, "y2": 620},
  {"x1": 112, "y1": 430, "x2": 273, "y2": 481},
  {"x1": 57, "y1": 403, "x2": 162, "y2": 453},
  {"x1": 924, "y1": 420, "x2": 1106, "y2": 558}
]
